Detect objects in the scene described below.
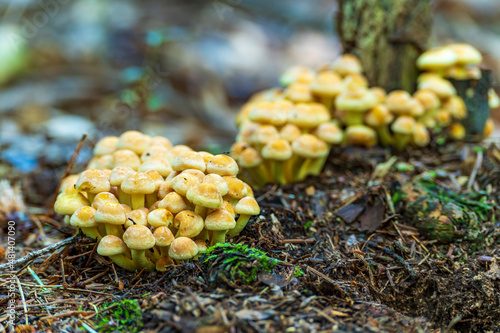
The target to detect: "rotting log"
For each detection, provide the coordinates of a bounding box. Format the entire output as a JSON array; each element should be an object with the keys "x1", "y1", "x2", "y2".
[{"x1": 336, "y1": 0, "x2": 432, "y2": 93}]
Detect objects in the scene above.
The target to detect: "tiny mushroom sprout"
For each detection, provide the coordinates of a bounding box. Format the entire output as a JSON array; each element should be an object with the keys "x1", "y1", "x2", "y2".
[{"x1": 97, "y1": 235, "x2": 136, "y2": 271}]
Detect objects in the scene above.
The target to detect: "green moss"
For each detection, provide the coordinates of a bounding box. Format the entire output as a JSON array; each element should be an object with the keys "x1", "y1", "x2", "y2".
[
  {"x1": 89, "y1": 299, "x2": 143, "y2": 333},
  {"x1": 203, "y1": 243, "x2": 279, "y2": 284}
]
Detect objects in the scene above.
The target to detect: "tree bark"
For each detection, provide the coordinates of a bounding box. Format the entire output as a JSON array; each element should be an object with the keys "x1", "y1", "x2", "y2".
[{"x1": 336, "y1": 0, "x2": 432, "y2": 93}]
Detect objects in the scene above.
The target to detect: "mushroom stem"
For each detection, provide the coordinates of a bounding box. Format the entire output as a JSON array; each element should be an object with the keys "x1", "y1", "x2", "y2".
[
  {"x1": 227, "y1": 215, "x2": 250, "y2": 239},
  {"x1": 131, "y1": 194, "x2": 145, "y2": 210},
  {"x1": 197, "y1": 228, "x2": 209, "y2": 242},
  {"x1": 393, "y1": 133, "x2": 411, "y2": 151},
  {"x1": 117, "y1": 187, "x2": 131, "y2": 207},
  {"x1": 87, "y1": 193, "x2": 96, "y2": 204},
  {"x1": 271, "y1": 161, "x2": 287, "y2": 185},
  {"x1": 81, "y1": 227, "x2": 102, "y2": 241},
  {"x1": 210, "y1": 230, "x2": 228, "y2": 246},
  {"x1": 309, "y1": 154, "x2": 329, "y2": 176},
  {"x1": 131, "y1": 249, "x2": 155, "y2": 272},
  {"x1": 146, "y1": 247, "x2": 161, "y2": 262},
  {"x1": 377, "y1": 126, "x2": 393, "y2": 147},
  {"x1": 194, "y1": 205, "x2": 208, "y2": 219},
  {"x1": 105, "y1": 224, "x2": 123, "y2": 238},
  {"x1": 108, "y1": 254, "x2": 137, "y2": 271},
  {"x1": 344, "y1": 112, "x2": 364, "y2": 126},
  {"x1": 158, "y1": 246, "x2": 170, "y2": 258},
  {"x1": 145, "y1": 193, "x2": 157, "y2": 209}
]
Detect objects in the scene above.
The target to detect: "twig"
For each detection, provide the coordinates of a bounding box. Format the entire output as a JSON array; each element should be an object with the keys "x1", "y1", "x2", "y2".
[
  {"x1": 467, "y1": 149, "x2": 483, "y2": 192},
  {"x1": 0, "y1": 234, "x2": 81, "y2": 271},
  {"x1": 280, "y1": 238, "x2": 315, "y2": 244},
  {"x1": 305, "y1": 265, "x2": 337, "y2": 285},
  {"x1": 47, "y1": 134, "x2": 87, "y2": 217},
  {"x1": 15, "y1": 275, "x2": 29, "y2": 325}
]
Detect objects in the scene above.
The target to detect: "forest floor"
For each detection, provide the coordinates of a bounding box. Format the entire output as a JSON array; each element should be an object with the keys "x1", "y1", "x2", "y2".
[{"x1": 1, "y1": 141, "x2": 500, "y2": 333}]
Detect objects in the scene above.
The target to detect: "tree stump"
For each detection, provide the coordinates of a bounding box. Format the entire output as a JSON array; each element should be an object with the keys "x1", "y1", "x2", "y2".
[{"x1": 336, "y1": 0, "x2": 432, "y2": 93}]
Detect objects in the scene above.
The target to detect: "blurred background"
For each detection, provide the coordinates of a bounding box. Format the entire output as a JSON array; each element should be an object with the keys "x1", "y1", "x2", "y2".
[{"x1": 0, "y1": 0, "x2": 499, "y2": 203}]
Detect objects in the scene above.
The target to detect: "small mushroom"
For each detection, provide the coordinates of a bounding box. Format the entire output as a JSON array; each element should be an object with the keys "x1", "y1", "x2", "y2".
[
  {"x1": 122, "y1": 224, "x2": 156, "y2": 272},
  {"x1": 97, "y1": 235, "x2": 136, "y2": 271},
  {"x1": 227, "y1": 196, "x2": 260, "y2": 239}
]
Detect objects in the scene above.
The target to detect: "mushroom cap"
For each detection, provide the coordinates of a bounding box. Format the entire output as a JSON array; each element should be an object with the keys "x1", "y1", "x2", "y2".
[
  {"x1": 416, "y1": 47, "x2": 457, "y2": 71},
  {"x1": 121, "y1": 172, "x2": 156, "y2": 195},
  {"x1": 287, "y1": 103, "x2": 331, "y2": 129},
  {"x1": 484, "y1": 118, "x2": 494, "y2": 138},
  {"x1": 335, "y1": 89, "x2": 378, "y2": 112},
  {"x1": 153, "y1": 226, "x2": 174, "y2": 247},
  {"x1": 149, "y1": 136, "x2": 172, "y2": 149},
  {"x1": 386, "y1": 90, "x2": 414, "y2": 116},
  {"x1": 112, "y1": 149, "x2": 142, "y2": 170},
  {"x1": 251, "y1": 124, "x2": 280, "y2": 146},
  {"x1": 447, "y1": 43, "x2": 482, "y2": 65},
  {"x1": 144, "y1": 170, "x2": 164, "y2": 191},
  {"x1": 168, "y1": 237, "x2": 198, "y2": 260},
  {"x1": 345, "y1": 125, "x2": 377, "y2": 147},
  {"x1": 70, "y1": 206, "x2": 98, "y2": 228},
  {"x1": 76, "y1": 169, "x2": 110, "y2": 194},
  {"x1": 186, "y1": 183, "x2": 223, "y2": 209},
  {"x1": 417, "y1": 77, "x2": 456, "y2": 99},
  {"x1": 205, "y1": 209, "x2": 236, "y2": 231},
  {"x1": 97, "y1": 235, "x2": 128, "y2": 257},
  {"x1": 342, "y1": 73, "x2": 369, "y2": 91},
  {"x1": 138, "y1": 158, "x2": 172, "y2": 178},
  {"x1": 91, "y1": 192, "x2": 119, "y2": 210},
  {"x1": 261, "y1": 138, "x2": 292, "y2": 161},
  {"x1": 284, "y1": 83, "x2": 313, "y2": 103},
  {"x1": 94, "y1": 136, "x2": 119, "y2": 156},
  {"x1": 292, "y1": 134, "x2": 329, "y2": 159},
  {"x1": 279, "y1": 124, "x2": 302, "y2": 142},
  {"x1": 54, "y1": 192, "x2": 90, "y2": 215},
  {"x1": 238, "y1": 147, "x2": 263, "y2": 168},
  {"x1": 310, "y1": 71, "x2": 343, "y2": 97},
  {"x1": 279, "y1": 65, "x2": 315, "y2": 86},
  {"x1": 219, "y1": 200, "x2": 236, "y2": 218},
  {"x1": 436, "y1": 108, "x2": 452, "y2": 125},
  {"x1": 203, "y1": 174, "x2": 229, "y2": 196},
  {"x1": 121, "y1": 204, "x2": 132, "y2": 214},
  {"x1": 158, "y1": 192, "x2": 189, "y2": 214},
  {"x1": 60, "y1": 174, "x2": 79, "y2": 193},
  {"x1": 364, "y1": 105, "x2": 394, "y2": 127},
  {"x1": 180, "y1": 169, "x2": 205, "y2": 182},
  {"x1": 123, "y1": 224, "x2": 155, "y2": 250},
  {"x1": 234, "y1": 197, "x2": 260, "y2": 216},
  {"x1": 171, "y1": 172, "x2": 201, "y2": 196},
  {"x1": 158, "y1": 180, "x2": 173, "y2": 200},
  {"x1": 410, "y1": 99, "x2": 425, "y2": 117},
  {"x1": 489, "y1": 89, "x2": 500, "y2": 109},
  {"x1": 207, "y1": 155, "x2": 239, "y2": 177},
  {"x1": 147, "y1": 208, "x2": 173, "y2": 228},
  {"x1": 126, "y1": 209, "x2": 149, "y2": 227},
  {"x1": 331, "y1": 54, "x2": 363, "y2": 76},
  {"x1": 313, "y1": 122, "x2": 344, "y2": 145},
  {"x1": 249, "y1": 100, "x2": 291, "y2": 126},
  {"x1": 117, "y1": 130, "x2": 150, "y2": 155},
  {"x1": 95, "y1": 201, "x2": 127, "y2": 226},
  {"x1": 370, "y1": 87, "x2": 387, "y2": 103},
  {"x1": 443, "y1": 96, "x2": 467, "y2": 120},
  {"x1": 413, "y1": 89, "x2": 440, "y2": 112},
  {"x1": 175, "y1": 210, "x2": 204, "y2": 237},
  {"x1": 413, "y1": 123, "x2": 431, "y2": 147},
  {"x1": 222, "y1": 176, "x2": 248, "y2": 199},
  {"x1": 88, "y1": 153, "x2": 113, "y2": 170},
  {"x1": 172, "y1": 151, "x2": 206, "y2": 172},
  {"x1": 110, "y1": 166, "x2": 135, "y2": 186},
  {"x1": 169, "y1": 145, "x2": 194, "y2": 162},
  {"x1": 391, "y1": 116, "x2": 417, "y2": 135},
  {"x1": 236, "y1": 121, "x2": 259, "y2": 142},
  {"x1": 140, "y1": 145, "x2": 170, "y2": 162},
  {"x1": 195, "y1": 239, "x2": 208, "y2": 253},
  {"x1": 198, "y1": 151, "x2": 215, "y2": 165}
]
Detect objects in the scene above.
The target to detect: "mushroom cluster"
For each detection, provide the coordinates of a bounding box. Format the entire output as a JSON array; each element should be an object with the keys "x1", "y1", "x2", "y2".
[
  {"x1": 416, "y1": 43, "x2": 497, "y2": 139},
  {"x1": 233, "y1": 44, "x2": 497, "y2": 186},
  {"x1": 54, "y1": 131, "x2": 260, "y2": 272}
]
